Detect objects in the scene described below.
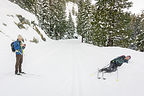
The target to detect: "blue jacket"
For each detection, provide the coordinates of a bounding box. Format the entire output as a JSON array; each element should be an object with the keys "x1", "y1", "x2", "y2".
[{"x1": 14, "y1": 40, "x2": 25, "y2": 55}]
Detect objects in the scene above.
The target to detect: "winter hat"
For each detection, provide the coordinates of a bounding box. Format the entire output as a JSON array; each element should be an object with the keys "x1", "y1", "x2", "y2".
[
  {"x1": 125, "y1": 55, "x2": 131, "y2": 60},
  {"x1": 18, "y1": 35, "x2": 23, "y2": 40},
  {"x1": 127, "y1": 55, "x2": 131, "y2": 59}
]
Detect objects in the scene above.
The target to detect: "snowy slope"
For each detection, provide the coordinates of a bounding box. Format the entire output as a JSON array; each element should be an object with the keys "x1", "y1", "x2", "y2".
[
  {"x1": 0, "y1": 0, "x2": 48, "y2": 42},
  {"x1": 0, "y1": 1, "x2": 144, "y2": 96}
]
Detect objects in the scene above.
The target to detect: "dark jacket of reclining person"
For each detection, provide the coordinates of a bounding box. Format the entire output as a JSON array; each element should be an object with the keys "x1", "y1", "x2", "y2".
[{"x1": 100, "y1": 55, "x2": 131, "y2": 73}]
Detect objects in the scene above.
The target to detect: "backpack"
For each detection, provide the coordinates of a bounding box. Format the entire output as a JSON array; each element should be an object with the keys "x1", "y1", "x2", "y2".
[{"x1": 11, "y1": 41, "x2": 16, "y2": 52}]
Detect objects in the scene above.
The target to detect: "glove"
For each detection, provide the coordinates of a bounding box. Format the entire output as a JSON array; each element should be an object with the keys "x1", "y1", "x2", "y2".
[{"x1": 21, "y1": 44, "x2": 26, "y2": 47}]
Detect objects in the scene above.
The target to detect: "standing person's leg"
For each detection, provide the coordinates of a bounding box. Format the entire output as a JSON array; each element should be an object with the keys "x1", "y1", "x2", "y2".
[
  {"x1": 15, "y1": 55, "x2": 21, "y2": 74},
  {"x1": 19, "y1": 55, "x2": 23, "y2": 73}
]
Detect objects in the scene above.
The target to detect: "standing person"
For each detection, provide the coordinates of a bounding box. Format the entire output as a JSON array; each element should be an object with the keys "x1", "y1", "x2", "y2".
[{"x1": 14, "y1": 35, "x2": 26, "y2": 75}]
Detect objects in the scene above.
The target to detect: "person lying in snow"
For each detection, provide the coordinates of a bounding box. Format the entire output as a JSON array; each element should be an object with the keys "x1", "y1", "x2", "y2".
[{"x1": 98, "y1": 55, "x2": 131, "y2": 79}]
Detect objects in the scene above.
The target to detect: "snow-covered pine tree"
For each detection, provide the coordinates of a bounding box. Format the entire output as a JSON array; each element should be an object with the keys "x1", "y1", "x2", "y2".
[
  {"x1": 131, "y1": 12, "x2": 144, "y2": 52},
  {"x1": 49, "y1": 0, "x2": 67, "y2": 40},
  {"x1": 65, "y1": 12, "x2": 75, "y2": 39},
  {"x1": 38, "y1": 0, "x2": 50, "y2": 35},
  {"x1": 137, "y1": 32, "x2": 144, "y2": 52},
  {"x1": 136, "y1": 12, "x2": 144, "y2": 52},
  {"x1": 77, "y1": 0, "x2": 93, "y2": 43},
  {"x1": 37, "y1": 0, "x2": 67, "y2": 40},
  {"x1": 129, "y1": 14, "x2": 141, "y2": 50},
  {"x1": 92, "y1": 0, "x2": 132, "y2": 47}
]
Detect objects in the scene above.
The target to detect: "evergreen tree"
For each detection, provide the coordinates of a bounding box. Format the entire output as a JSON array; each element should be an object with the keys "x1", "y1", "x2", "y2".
[
  {"x1": 65, "y1": 13, "x2": 75, "y2": 39},
  {"x1": 130, "y1": 12, "x2": 144, "y2": 52},
  {"x1": 49, "y1": 0, "x2": 67, "y2": 40},
  {"x1": 77, "y1": 0, "x2": 93, "y2": 43},
  {"x1": 137, "y1": 32, "x2": 144, "y2": 52},
  {"x1": 37, "y1": 0, "x2": 68, "y2": 40},
  {"x1": 91, "y1": 0, "x2": 132, "y2": 47},
  {"x1": 137, "y1": 12, "x2": 144, "y2": 52},
  {"x1": 129, "y1": 14, "x2": 140, "y2": 50},
  {"x1": 38, "y1": 0, "x2": 50, "y2": 35}
]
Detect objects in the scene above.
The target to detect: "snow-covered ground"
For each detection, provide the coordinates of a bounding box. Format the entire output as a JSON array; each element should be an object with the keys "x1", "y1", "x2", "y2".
[
  {"x1": 0, "y1": 0, "x2": 144, "y2": 96},
  {"x1": 1, "y1": 37, "x2": 144, "y2": 96}
]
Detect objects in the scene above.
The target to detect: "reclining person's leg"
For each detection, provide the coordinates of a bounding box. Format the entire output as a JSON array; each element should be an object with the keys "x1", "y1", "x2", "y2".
[
  {"x1": 99, "y1": 68, "x2": 106, "y2": 72},
  {"x1": 97, "y1": 68, "x2": 108, "y2": 79}
]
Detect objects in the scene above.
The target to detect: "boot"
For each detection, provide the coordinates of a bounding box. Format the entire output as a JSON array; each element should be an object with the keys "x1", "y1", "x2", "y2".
[
  {"x1": 15, "y1": 73, "x2": 21, "y2": 75},
  {"x1": 20, "y1": 72, "x2": 26, "y2": 74}
]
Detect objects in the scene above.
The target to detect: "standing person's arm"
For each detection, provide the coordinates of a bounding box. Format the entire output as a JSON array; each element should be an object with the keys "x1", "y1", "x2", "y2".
[{"x1": 21, "y1": 44, "x2": 26, "y2": 49}]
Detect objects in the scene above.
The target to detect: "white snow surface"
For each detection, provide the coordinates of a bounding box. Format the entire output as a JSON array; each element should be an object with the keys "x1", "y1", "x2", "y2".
[{"x1": 0, "y1": 0, "x2": 144, "y2": 96}]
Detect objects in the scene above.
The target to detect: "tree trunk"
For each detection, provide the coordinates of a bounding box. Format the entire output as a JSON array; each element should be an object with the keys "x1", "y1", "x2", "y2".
[
  {"x1": 34, "y1": 0, "x2": 37, "y2": 17},
  {"x1": 49, "y1": 0, "x2": 52, "y2": 5},
  {"x1": 82, "y1": 36, "x2": 84, "y2": 43},
  {"x1": 107, "y1": 37, "x2": 113, "y2": 46}
]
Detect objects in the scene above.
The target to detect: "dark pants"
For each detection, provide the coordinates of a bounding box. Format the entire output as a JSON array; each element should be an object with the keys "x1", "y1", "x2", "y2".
[
  {"x1": 15, "y1": 55, "x2": 23, "y2": 74},
  {"x1": 100, "y1": 62, "x2": 117, "y2": 73}
]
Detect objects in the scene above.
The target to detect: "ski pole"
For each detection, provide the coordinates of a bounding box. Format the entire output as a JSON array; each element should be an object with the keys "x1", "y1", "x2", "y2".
[{"x1": 116, "y1": 69, "x2": 119, "y2": 82}]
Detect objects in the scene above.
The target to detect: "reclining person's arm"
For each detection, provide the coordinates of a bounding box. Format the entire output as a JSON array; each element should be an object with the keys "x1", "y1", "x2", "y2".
[{"x1": 124, "y1": 59, "x2": 128, "y2": 63}]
